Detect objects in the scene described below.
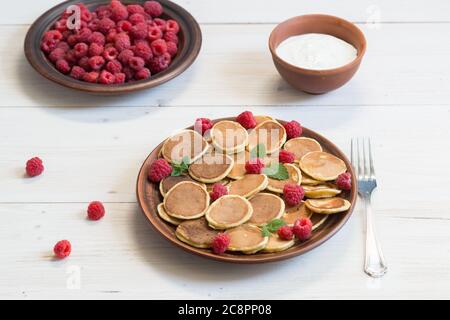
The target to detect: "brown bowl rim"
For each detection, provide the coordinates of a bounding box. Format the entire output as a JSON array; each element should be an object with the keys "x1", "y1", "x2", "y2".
[
  {"x1": 24, "y1": 0, "x2": 202, "y2": 94},
  {"x1": 268, "y1": 14, "x2": 367, "y2": 76},
  {"x1": 136, "y1": 117, "x2": 358, "y2": 264}
]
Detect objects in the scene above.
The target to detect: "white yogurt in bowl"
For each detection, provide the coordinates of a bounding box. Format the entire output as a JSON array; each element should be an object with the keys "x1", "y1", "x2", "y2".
[{"x1": 276, "y1": 33, "x2": 357, "y2": 70}]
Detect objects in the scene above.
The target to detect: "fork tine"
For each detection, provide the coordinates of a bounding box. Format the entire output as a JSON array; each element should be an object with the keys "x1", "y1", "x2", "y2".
[
  {"x1": 351, "y1": 138, "x2": 357, "y2": 175},
  {"x1": 368, "y1": 138, "x2": 375, "y2": 178},
  {"x1": 363, "y1": 138, "x2": 370, "y2": 180},
  {"x1": 357, "y1": 138, "x2": 364, "y2": 180}
]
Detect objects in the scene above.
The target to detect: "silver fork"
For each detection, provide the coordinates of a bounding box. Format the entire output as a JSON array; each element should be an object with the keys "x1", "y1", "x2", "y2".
[{"x1": 351, "y1": 138, "x2": 388, "y2": 277}]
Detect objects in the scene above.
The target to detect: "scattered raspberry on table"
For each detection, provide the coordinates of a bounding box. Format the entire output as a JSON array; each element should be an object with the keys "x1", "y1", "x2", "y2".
[
  {"x1": 87, "y1": 201, "x2": 106, "y2": 221},
  {"x1": 53, "y1": 240, "x2": 72, "y2": 259},
  {"x1": 25, "y1": 157, "x2": 44, "y2": 177}
]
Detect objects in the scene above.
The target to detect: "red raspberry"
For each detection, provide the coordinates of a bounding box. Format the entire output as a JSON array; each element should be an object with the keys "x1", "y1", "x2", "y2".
[
  {"x1": 74, "y1": 43, "x2": 89, "y2": 58},
  {"x1": 83, "y1": 71, "x2": 99, "y2": 83},
  {"x1": 336, "y1": 172, "x2": 352, "y2": 191},
  {"x1": 279, "y1": 150, "x2": 295, "y2": 164},
  {"x1": 153, "y1": 18, "x2": 166, "y2": 31},
  {"x1": 96, "y1": 5, "x2": 112, "y2": 19},
  {"x1": 76, "y1": 27, "x2": 92, "y2": 43},
  {"x1": 67, "y1": 34, "x2": 78, "y2": 47},
  {"x1": 236, "y1": 111, "x2": 257, "y2": 129},
  {"x1": 48, "y1": 48, "x2": 66, "y2": 63},
  {"x1": 106, "y1": 60, "x2": 122, "y2": 74},
  {"x1": 25, "y1": 157, "x2": 44, "y2": 177},
  {"x1": 148, "y1": 26, "x2": 162, "y2": 42},
  {"x1": 148, "y1": 159, "x2": 172, "y2": 182},
  {"x1": 98, "y1": 18, "x2": 116, "y2": 34},
  {"x1": 210, "y1": 183, "x2": 228, "y2": 202},
  {"x1": 88, "y1": 56, "x2": 105, "y2": 71},
  {"x1": 211, "y1": 233, "x2": 230, "y2": 255},
  {"x1": 129, "y1": 56, "x2": 145, "y2": 71},
  {"x1": 64, "y1": 50, "x2": 77, "y2": 65},
  {"x1": 115, "y1": 72, "x2": 126, "y2": 84},
  {"x1": 43, "y1": 30, "x2": 63, "y2": 42},
  {"x1": 284, "y1": 120, "x2": 303, "y2": 139},
  {"x1": 293, "y1": 218, "x2": 313, "y2": 241},
  {"x1": 135, "y1": 68, "x2": 151, "y2": 80},
  {"x1": 245, "y1": 158, "x2": 265, "y2": 174},
  {"x1": 283, "y1": 184, "x2": 304, "y2": 206},
  {"x1": 88, "y1": 19, "x2": 100, "y2": 32},
  {"x1": 41, "y1": 39, "x2": 57, "y2": 54},
  {"x1": 106, "y1": 29, "x2": 118, "y2": 43},
  {"x1": 99, "y1": 70, "x2": 116, "y2": 84},
  {"x1": 70, "y1": 66, "x2": 86, "y2": 80},
  {"x1": 87, "y1": 201, "x2": 106, "y2": 221},
  {"x1": 53, "y1": 240, "x2": 71, "y2": 259},
  {"x1": 166, "y1": 20, "x2": 180, "y2": 34},
  {"x1": 127, "y1": 4, "x2": 145, "y2": 15},
  {"x1": 54, "y1": 19, "x2": 68, "y2": 33},
  {"x1": 129, "y1": 13, "x2": 146, "y2": 25},
  {"x1": 277, "y1": 225, "x2": 294, "y2": 240},
  {"x1": 194, "y1": 118, "x2": 213, "y2": 135},
  {"x1": 103, "y1": 46, "x2": 118, "y2": 61},
  {"x1": 123, "y1": 67, "x2": 135, "y2": 80},
  {"x1": 151, "y1": 39, "x2": 167, "y2": 56},
  {"x1": 130, "y1": 22, "x2": 148, "y2": 40},
  {"x1": 164, "y1": 31, "x2": 178, "y2": 44},
  {"x1": 115, "y1": 33, "x2": 131, "y2": 51},
  {"x1": 88, "y1": 32, "x2": 106, "y2": 45},
  {"x1": 56, "y1": 59, "x2": 71, "y2": 74},
  {"x1": 56, "y1": 41, "x2": 70, "y2": 52},
  {"x1": 149, "y1": 55, "x2": 169, "y2": 73},
  {"x1": 166, "y1": 41, "x2": 177, "y2": 57},
  {"x1": 117, "y1": 20, "x2": 132, "y2": 33},
  {"x1": 80, "y1": 9, "x2": 93, "y2": 23},
  {"x1": 78, "y1": 56, "x2": 91, "y2": 71},
  {"x1": 111, "y1": 4, "x2": 129, "y2": 22},
  {"x1": 144, "y1": 1, "x2": 163, "y2": 17},
  {"x1": 134, "y1": 42, "x2": 153, "y2": 60},
  {"x1": 118, "y1": 49, "x2": 134, "y2": 64}
]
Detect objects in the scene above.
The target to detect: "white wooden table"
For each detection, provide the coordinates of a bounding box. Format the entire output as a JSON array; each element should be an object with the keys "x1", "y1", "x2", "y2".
[{"x1": 1, "y1": 0, "x2": 449, "y2": 300}]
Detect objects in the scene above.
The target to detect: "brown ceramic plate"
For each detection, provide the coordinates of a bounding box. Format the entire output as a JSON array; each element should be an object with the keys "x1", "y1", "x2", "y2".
[
  {"x1": 136, "y1": 117, "x2": 357, "y2": 263},
  {"x1": 24, "y1": 0, "x2": 202, "y2": 94}
]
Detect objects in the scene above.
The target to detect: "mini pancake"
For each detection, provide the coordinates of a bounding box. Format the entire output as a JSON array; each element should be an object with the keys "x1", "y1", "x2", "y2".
[
  {"x1": 159, "y1": 175, "x2": 204, "y2": 196},
  {"x1": 266, "y1": 163, "x2": 302, "y2": 193},
  {"x1": 211, "y1": 121, "x2": 249, "y2": 154},
  {"x1": 157, "y1": 203, "x2": 183, "y2": 226},
  {"x1": 161, "y1": 130, "x2": 209, "y2": 164},
  {"x1": 310, "y1": 214, "x2": 328, "y2": 231},
  {"x1": 226, "y1": 224, "x2": 268, "y2": 254},
  {"x1": 303, "y1": 184, "x2": 342, "y2": 199},
  {"x1": 227, "y1": 151, "x2": 250, "y2": 180},
  {"x1": 248, "y1": 193, "x2": 285, "y2": 226},
  {"x1": 300, "y1": 171, "x2": 322, "y2": 186},
  {"x1": 164, "y1": 181, "x2": 210, "y2": 219},
  {"x1": 228, "y1": 174, "x2": 268, "y2": 198},
  {"x1": 262, "y1": 234, "x2": 295, "y2": 253},
  {"x1": 188, "y1": 152, "x2": 234, "y2": 183},
  {"x1": 300, "y1": 151, "x2": 347, "y2": 181},
  {"x1": 283, "y1": 137, "x2": 323, "y2": 163},
  {"x1": 305, "y1": 197, "x2": 351, "y2": 214},
  {"x1": 247, "y1": 120, "x2": 287, "y2": 154},
  {"x1": 175, "y1": 217, "x2": 219, "y2": 248},
  {"x1": 282, "y1": 201, "x2": 313, "y2": 226},
  {"x1": 205, "y1": 195, "x2": 253, "y2": 230},
  {"x1": 254, "y1": 115, "x2": 274, "y2": 125}
]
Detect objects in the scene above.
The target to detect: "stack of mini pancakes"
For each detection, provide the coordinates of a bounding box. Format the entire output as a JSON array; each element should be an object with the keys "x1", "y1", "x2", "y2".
[{"x1": 155, "y1": 116, "x2": 352, "y2": 255}]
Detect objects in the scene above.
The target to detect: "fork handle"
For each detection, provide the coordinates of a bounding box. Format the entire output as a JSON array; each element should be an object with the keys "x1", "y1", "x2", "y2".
[{"x1": 362, "y1": 194, "x2": 388, "y2": 277}]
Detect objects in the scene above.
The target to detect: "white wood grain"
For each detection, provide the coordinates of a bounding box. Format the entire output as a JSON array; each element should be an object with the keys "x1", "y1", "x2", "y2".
[
  {"x1": 0, "y1": 202, "x2": 449, "y2": 299},
  {"x1": 3, "y1": 0, "x2": 450, "y2": 25},
  {"x1": 2, "y1": 23, "x2": 450, "y2": 108}
]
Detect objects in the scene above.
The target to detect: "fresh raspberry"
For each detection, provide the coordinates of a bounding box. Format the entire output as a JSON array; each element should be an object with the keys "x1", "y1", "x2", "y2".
[
  {"x1": 83, "y1": 71, "x2": 99, "y2": 83},
  {"x1": 114, "y1": 33, "x2": 131, "y2": 51},
  {"x1": 115, "y1": 72, "x2": 126, "y2": 84},
  {"x1": 98, "y1": 17, "x2": 116, "y2": 34},
  {"x1": 67, "y1": 34, "x2": 78, "y2": 47},
  {"x1": 153, "y1": 18, "x2": 166, "y2": 31},
  {"x1": 284, "y1": 120, "x2": 303, "y2": 139},
  {"x1": 103, "y1": 46, "x2": 118, "y2": 61},
  {"x1": 88, "y1": 32, "x2": 106, "y2": 45},
  {"x1": 144, "y1": 1, "x2": 163, "y2": 18},
  {"x1": 56, "y1": 41, "x2": 70, "y2": 52},
  {"x1": 117, "y1": 20, "x2": 132, "y2": 33},
  {"x1": 73, "y1": 43, "x2": 89, "y2": 58},
  {"x1": 111, "y1": 4, "x2": 129, "y2": 22},
  {"x1": 130, "y1": 22, "x2": 148, "y2": 40},
  {"x1": 135, "y1": 68, "x2": 151, "y2": 80},
  {"x1": 127, "y1": 4, "x2": 145, "y2": 15},
  {"x1": 54, "y1": 19, "x2": 68, "y2": 33},
  {"x1": 88, "y1": 19, "x2": 100, "y2": 31},
  {"x1": 106, "y1": 60, "x2": 122, "y2": 74},
  {"x1": 129, "y1": 13, "x2": 146, "y2": 25},
  {"x1": 211, "y1": 233, "x2": 230, "y2": 255},
  {"x1": 87, "y1": 201, "x2": 106, "y2": 221},
  {"x1": 70, "y1": 66, "x2": 86, "y2": 80},
  {"x1": 151, "y1": 39, "x2": 167, "y2": 56},
  {"x1": 194, "y1": 118, "x2": 213, "y2": 135},
  {"x1": 43, "y1": 30, "x2": 63, "y2": 42},
  {"x1": 41, "y1": 39, "x2": 57, "y2": 54},
  {"x1": 80, "y1": 8, "x2": 93, "y2": 22},
  {"x1": 166, "y1": 20, "x2": 180, "y2": 34},
  {"x1": 245, "y1": 158, "x2": 265, "y2": 174},
  {"x1": 118, "y1": 49, "x2": 134, "y2": 64},
  {"x1": 283, "y1": 184, "x2": 304, "y2": 206},
  {"x1": 210, "y1": 183, "x2": 228, "y2": 202},
  {"x1": 236, "y1": 111, "x2": 257, "y2": 129},
  {"x1": 148, "y1": 159, "x2": 172, "y2": 182},
  {"x1": 134, "y1": 42, "x2": 153, "y2": 60},
  {"x1": 48, "y1": 48, "x2": 66, "y2": 63},
  {"x1": 148, "y1": 26, "x2": 162, "y2": 42},
  {"x1": 277, "y1": 225, "x2": 294, "y2": 240},
  {"x1": 123, "y1": 67, "x2": 135, "y2": 80},
  {"x1": 88, "y1": 56, "x2": 105, "y2": 71},
  {"x1": 78, "y1": 56, "x2": 91, "y2": 71},
  {"x1": 279, "y1": 150, "x2": 295, "y2": 164},
  {"x1": 98, "y1": 70, "x2": 116, "y2": 84},
  {"x1": 53, "y1": 240, "x2": 71, "y2": 259},
  {"x1": 64, "y1": 50, "x2": 77, "y2": 65},
  {"x1": 56, "y1": 59, "x2": 71, "y2": 74},
  {"x1": 106, "y1": 29, "x2": 118, "y2": 43},
  {"x1": 336, "y1": 172, "x2": 352, "y2": 191},
  {"x1": 129, "y1": 56, "x2": 145, "y2": 71},
  {"x1": 25, "y1": 157, "x2": 44, "y2": 177},
  {"x1": 76, "y1": 27, "x2": 92, "y2": 43},
  {"x1": 166, "y1": 41, "x2": 177, "y2": 57},
  {"x1": 293, "y1": 218, "x2": 313, "y2": 241},
  {"x1": 96, "y1": 5, "x2": 112, "y2": 19},
  {"x1": 163, "y1": 31, "x2": 178, "y2": 44},
  {"x1": 110, "y1": 0, "x2": 123, "y2": 9}
]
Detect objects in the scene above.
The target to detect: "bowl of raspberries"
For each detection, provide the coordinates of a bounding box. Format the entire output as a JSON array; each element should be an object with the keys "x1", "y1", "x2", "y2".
[{"x1": 24, "y1": 0, "x2": 202, "y2": 94}]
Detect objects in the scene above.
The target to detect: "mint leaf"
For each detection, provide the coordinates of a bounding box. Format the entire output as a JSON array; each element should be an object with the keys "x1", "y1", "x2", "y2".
[
  {"x1": 250, "y1": 144, "x2": 267, "y2": 159},
  {"x1": 261, "y1": 219, "x2": 287, "y2": 237},
  {"x1": 264, "y1": 163, "x2": 289, "y2": 180},
  {"x1": 261, "y1": 225, "x2": 271, "y2": 237},
  {"x1": 171, "y1": 156, "x2": 190, "y2": 176}
]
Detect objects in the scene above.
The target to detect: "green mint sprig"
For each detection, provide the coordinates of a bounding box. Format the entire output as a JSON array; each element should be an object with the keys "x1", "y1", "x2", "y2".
[
  {"x1": 171, "y1": 156, "x2": 190, "y2": 177},
  {"x1": 263, "y1": 163, "x2": 289, "y2": 180},
  {"x1": 261, "y1": 219, "x2": 287, "y2": 237},
  {"x1": 250, "y1": 143, "x2": 267, "y2": 159}
]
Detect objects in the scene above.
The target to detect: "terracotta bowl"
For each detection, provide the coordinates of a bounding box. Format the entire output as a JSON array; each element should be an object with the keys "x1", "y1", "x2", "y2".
[
  {"x1": 24, "y1": 0, "x2": 202, "y2": 94},
  {"x1": 269, "y1": 14, "x2": 366, "y2": 94}
]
